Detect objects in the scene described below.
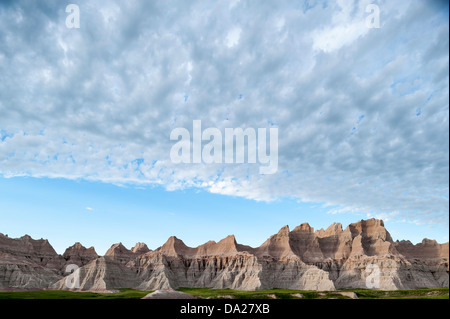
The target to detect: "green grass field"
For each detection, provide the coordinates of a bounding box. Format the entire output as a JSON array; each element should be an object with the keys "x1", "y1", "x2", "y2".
[
  {"x1": 0, "y1": 288, "x2": 152, "y2": 299},
  {"x1": 0, "y1": 287, "x2": 447, "y2": 299},
  {"x1": 177, "y1": 287, "x2": 449, "y2": 299}
]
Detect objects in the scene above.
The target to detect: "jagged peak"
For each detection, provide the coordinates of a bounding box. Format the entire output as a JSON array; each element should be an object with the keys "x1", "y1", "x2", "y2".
[
  {"x1": 165, "y1": 236, "x2": 187, "y2": 246},
  {"x1": 292, "y1": 223, "x2": 314, "y2": 233},
  {"x1": 316, "y1": 222, "x2": 343, "y2": 237},
  {"x1": 166, "y1": 236, "x2": 178, "y2": 242},
  {"x1": 133, "y1": 242, "x2": 147, "y2": 247},
  {"x1": 3, "y1": 219, "x2": 448, "y2": 264},
  {"x1": 105, "y1": 242, "x2": 132, "y2": 256},
  {"x1": 220, "y1": 234, "x2": 237, "y2": 243},
  {"x1": 328, "y1": 222, "x2": 343, "y2": 232},
  {"x1": 62, "y1": 242, "x2": 98, "y2": 265},
  {"x1": 64, "y1": 242, "x2": 83, "y2": 252},
  {"x1": 194, "y1": 235, "x2": 240, "y2": 257},
  {"x1": 110, "y1": 242, "x2": 126, "y2": 249},
  {"x1": 66, "y1": 242, "x2": 87, "y2": 250},
  {"x1": 347, "y1": 218, "x2": 391, "y2": 240},
  {"x1": 159, "y1": 236, "x2": 191, "y2": 256},
  {"x1": 215, "y1": 235, "x2": 238, "y2": 250},
  {"x1": 420, "y1": 238, "x2": 438, "y2": 245},
  {"x1": 277, "y1": 225, "x2": 290, "y2": 236},
  {"x1": 255, "y1": 225, "x2": 297, "y2": 259},
  {"x1": 131, "y1": 242, "x2": 150, "y2": 254},
  {"x1": 396, "y1": 239, "x2": 413, "y2": 244},
  {"x1": 351, "y1": 218, "x2": 384, "y2": 228}
]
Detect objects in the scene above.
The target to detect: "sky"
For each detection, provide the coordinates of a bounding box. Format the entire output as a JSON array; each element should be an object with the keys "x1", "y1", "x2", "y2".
[{"x1": 0, "y1": 0, "x2": 448, "y2": 255}]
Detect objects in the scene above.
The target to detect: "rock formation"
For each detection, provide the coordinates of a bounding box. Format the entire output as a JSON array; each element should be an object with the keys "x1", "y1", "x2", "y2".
[
  {"x1": 131, "y1": 243, "x2": 151, "y2": 255},
  {"x1": 52, "y1": 256, "x2": 141, "y2": 291},
  {"x1": 0, "y1": 218, "x2": 448, "y2": 292},
  {"x1": 0, "y1": 233, "x2": 63, "y2": 289},
  {"x1": 105, "y1": 243, "x2": 136, "y2": 265},
  {"x1": 63, "y1": 242, "x2": 98, "y2": 268}
]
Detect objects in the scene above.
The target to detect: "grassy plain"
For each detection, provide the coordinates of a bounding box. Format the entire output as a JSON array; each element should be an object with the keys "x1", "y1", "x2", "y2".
[{"x1": 0, "y1": 287, "x2": 447, "y2": 299}]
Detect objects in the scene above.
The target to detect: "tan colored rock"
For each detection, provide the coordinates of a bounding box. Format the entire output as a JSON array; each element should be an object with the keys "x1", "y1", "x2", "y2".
[
  {"x1": 349, "y1": 235, "x2": 365, "y2": 257},
  {"x1": 135, "y1": 251, "x2": 264, "y2": 290},
  {"x1": 0, "y1": 252, "x2": 62, "y2": 289},
  {"x1": 258, "y1": 256, "x2": 335, "y2": 291},
  {"x1": 290, "y1": 223, "x2": 324, "y2": 262},
  {"x1": 317, "y1": 225, "x2": 353, "y2": 260},
  {"x1": 1, "y1": 219, "x2": 449, "y2": 292},
  {"x1": 157, "y1": 236, "x2": 196, "y2": 257},
  {"x1": 0, "y1": 233, "x2": 63, "y2": 271},
  {"x1": 131, "y1": 242, "x2": 150, "y2": 255},
  {"x1": 0, "y1": 233, "x2": 63, "y2": 289},
  {"x1": 52, "y1": 256, "x2": 140, "y2": 291},
  {"x1": 131, "y1": 251, "x2": 174, "y2": 290},
  {"x1": 316, "y1": 222, "x2": 343, "y2": 237},
  {"x1": 105, "y1": 243, "x2": 135, "y2": 264},
  {"x1": 196, "y1": 235, "x2": 241, "y2": 256},
  {"x1": 255, "y1": 225, "x2": 297, "y2": 259},
  {"x1": 395, "y1": 239, "x2": 449, "y2": 259},
  {"x1": 63, "y1": 242, "x2": 98, "y2": 268}
]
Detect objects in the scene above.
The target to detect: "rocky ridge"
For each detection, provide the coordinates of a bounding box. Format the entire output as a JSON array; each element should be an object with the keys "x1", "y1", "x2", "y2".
[{"x1": 0, "y1": 219, "x2": 448, "y2": 291}]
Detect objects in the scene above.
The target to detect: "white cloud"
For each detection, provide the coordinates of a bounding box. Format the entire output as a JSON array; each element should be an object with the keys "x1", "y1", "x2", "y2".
[
  {"x1": 225, "y1": 27, "x2": 242, "y2": 48},
  {"x1": 367, "y1": 211, "x2": 399, "y2": 222},
  {"x1": 311, "y1": 0, "x2": 372, "y2": 53},
  {"x1": 0, "y1": 0, "x2": 448, "y2": 227}
]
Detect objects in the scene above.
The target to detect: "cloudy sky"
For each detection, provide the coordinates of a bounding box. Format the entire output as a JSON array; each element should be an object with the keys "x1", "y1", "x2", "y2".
[{"x1": 0, "y1": 0, "x2": 448, "y2": 253}]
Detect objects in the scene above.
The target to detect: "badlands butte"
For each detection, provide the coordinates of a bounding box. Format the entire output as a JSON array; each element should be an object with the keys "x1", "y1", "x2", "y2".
[{"x1": 0, "y1": 219, "x2": 448, "y2": 291}]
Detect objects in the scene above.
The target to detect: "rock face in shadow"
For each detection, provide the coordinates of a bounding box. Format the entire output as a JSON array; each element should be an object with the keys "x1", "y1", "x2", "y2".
[
  {"x1": 105, "y1": 243, "x2": 136, "y2": 265},
  {"x1": 0, "y1": 234, "x2": 63, "y2": 270},
  {"x1": 0, "y1": 233, "x2": 64, "y2": 289},
  {"x1": 63, "y1": 242, "x2": 98, "y2": 268},
  {"x1": 393, "y1": 239, "x2": 450, "y2": 288},
  {"x1": 395, "y1": 239, "x2": 449, "y2": 259},
  {"x1": 0, "y1": 251, "x2": 62, "y2": 289},
  {"x1": 1, "y1": 218, "x2": 448, "y2": 291}
]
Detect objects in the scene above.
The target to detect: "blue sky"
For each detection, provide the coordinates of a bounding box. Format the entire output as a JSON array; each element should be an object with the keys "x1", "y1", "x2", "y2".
[
  {"x1": 0, "y1": 0, "x2": 448, "y2": 254},
  {"x1": 0, "y1": 176, "x2": 447, "y2": 255}
]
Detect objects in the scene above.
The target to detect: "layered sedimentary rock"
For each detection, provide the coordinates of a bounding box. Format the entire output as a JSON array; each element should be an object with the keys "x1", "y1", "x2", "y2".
[
  {"x1": 395, "y1": 239, "x2": 449, "y2": 259},
  {"x1": 131, "y1": 243, "x2": 151, "y2": 255},
  {"x1": 394, "y1": 239, "x2": 450, "y2": 288},
  {"x1": 130, "y1": 250, "x2": 264, "y2": 290},
  {"x1": 63, "y1": 242, "x2": 98, "y2": 268},
  {"x1": 52, "y1": 256, "x2": 141, "y2": 291},
  {"x1": 1, "y1": 218, "x2": 448, "y2": 291},
  {"x1": 0, "y1": 233, "x2": 64, "y2": 289},
  {"x1": 316, "y1": 219, "x2": 449, "y2": 290},
  {"x1": 0, "y1": 234, "x2": 63, "y2": 271},
  {"x1": 105, "y1": 243, "x2": 136, "y2": 264},
  {"x1": 0, "y1": 251, "x2": 62, "y2": 289}
]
